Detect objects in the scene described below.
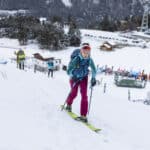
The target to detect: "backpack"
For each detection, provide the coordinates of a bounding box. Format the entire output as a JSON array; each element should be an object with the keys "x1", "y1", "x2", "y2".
[
  {"x1": 17, "y1": 50, "x2": 25, "y2": 60},
  {"x1": 69, "y1": 49, "x2": 81, "y2": 68},
  {"x1": 70, "y1": 49, "x2": 80, "y2": 60},
  {"x1": 70, "y1": 49, "x2": 90, "y2": 66}
]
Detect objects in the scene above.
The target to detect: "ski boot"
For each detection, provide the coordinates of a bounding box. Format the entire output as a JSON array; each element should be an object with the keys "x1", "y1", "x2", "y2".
[
  {"x1": 76, "y1": 115, "x2": 88, "y2": 123},
  {"x1": 65, "y1": 105, "x2": 72, "y2": 112}
]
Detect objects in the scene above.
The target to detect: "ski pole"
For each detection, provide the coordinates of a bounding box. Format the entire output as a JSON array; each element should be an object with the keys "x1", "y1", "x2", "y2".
[
  {"x1": 61, "y1": 79, "x2": 80, "y2": 111},
  {"x1": 88, "y1": 86, "x2": 93, "y2": 115},
  {"x1": 103, "y1": 82, "x2": 106, "y2": 93},
  {"x1": 128, "y1": 89, "x2": 131, "y2": 100}
]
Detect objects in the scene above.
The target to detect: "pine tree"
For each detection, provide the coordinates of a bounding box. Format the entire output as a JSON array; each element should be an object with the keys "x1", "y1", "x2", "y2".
[
  {"x1": 68, "y1": 17, "x2": 81, "y2": 46},
  {"x1": 37, "y1": 23, "x2": 65, "y2": 50},
  {"x1": 18, "y1": 26, "x2": 29, "y2": 45}
]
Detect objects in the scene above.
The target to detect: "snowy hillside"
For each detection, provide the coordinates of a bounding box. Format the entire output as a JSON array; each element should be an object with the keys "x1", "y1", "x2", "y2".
[{"x1": 0, "y1": 29, "x2": 150, "y2": 150}]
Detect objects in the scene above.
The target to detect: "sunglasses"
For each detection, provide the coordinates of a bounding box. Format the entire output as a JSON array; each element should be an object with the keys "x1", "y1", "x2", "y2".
[{"x1": 82, "y1": 46, "x2": 91, "y2": 51}]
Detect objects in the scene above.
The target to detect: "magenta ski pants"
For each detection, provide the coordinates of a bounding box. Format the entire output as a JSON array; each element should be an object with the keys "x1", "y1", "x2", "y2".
[{"x1": 66, "y1": 77, "x2": 88, "y2": 116}]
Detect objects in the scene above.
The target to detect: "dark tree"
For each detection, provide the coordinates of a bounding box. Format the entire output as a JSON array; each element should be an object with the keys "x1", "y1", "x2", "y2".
[{"x1": 68, "y1": 18, "x2": 81, "y2": 46}]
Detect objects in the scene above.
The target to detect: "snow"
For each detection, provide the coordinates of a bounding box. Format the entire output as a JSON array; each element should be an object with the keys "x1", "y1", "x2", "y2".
[
  {"x1": 61, "y1": 0, "x2": 72, "y2": 7},
  {"x1": 0, "y1": 29, "x2": 150, "y2": 150},
  {"x1": 82, "y1": 29, "x2": 149, "y2": 48},
  {"x1": 0, "y1": 9, "x2": 27, "y2": 16}
]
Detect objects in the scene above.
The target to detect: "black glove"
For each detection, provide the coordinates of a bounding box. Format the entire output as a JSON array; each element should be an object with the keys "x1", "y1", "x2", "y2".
[{"x1": 91, "y1": 78, "x2": 96, "y2": 87}]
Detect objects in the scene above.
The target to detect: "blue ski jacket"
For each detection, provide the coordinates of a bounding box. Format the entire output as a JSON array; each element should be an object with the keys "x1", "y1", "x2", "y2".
[{"x1": 67, "y1": 52, "x2": 96, "y2": 79}]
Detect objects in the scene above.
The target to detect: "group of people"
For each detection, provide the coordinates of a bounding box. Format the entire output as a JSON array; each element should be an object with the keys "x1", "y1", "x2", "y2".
[
  {"x1": 15, "y1": 43, "x2": 96, "y2": 123},
  {"x1": 14, "y1": 43, "x2": 150, "y2": 123},
  {"x1": 15, "y1": 49, "x2": 54, "y2": 77},
  {"x1": 116, "y1": 68, "x2": 150, "y2": 81}
]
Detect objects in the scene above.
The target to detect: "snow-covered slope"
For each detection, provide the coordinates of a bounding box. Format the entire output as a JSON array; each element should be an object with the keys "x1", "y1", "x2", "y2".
[
  {"x1": 61, "y1": 0, "x2": 72, "y2": 7},
  {"x1": 0, "y1": 29, "x2": 150, "y2": 150}
]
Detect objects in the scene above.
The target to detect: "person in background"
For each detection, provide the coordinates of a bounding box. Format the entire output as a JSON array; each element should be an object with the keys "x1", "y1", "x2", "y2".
[
  {"x1": 16, "y1": 49, "x2": 26, "y2": 70},
  {"x1": 47, "y1": 59, "x2": 54, "y2": 78}
]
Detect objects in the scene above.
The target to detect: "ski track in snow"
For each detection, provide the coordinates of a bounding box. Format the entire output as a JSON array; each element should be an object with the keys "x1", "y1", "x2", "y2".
[{"x1": 0, "y1": 29, "x2": 150, "y2": 150}]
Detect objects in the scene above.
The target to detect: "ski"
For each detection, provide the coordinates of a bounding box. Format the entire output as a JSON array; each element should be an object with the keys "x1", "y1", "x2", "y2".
[{"x1": 61, "y1": 106, "x2": 101, "y2": 133}]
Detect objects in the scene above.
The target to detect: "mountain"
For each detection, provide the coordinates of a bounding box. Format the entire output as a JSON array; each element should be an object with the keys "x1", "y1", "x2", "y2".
[{"x1": 0, "y1": 0, "x2": 143, "y2": 26}]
